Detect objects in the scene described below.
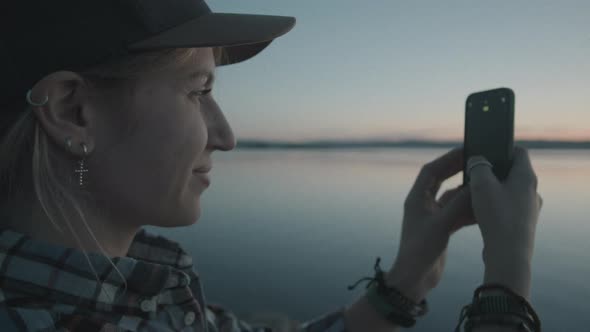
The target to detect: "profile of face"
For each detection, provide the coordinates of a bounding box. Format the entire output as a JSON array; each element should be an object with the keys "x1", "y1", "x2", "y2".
[
  {"x1": 32, "y1": 47, "x2": 236, "y2": 239},
  {"x1": 91, "y1": 47, "x2": 236, "y2": 228}
]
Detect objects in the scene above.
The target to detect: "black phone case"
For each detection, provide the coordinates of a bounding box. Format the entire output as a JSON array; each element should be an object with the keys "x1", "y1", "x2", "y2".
[{"x1": 463, "y1": 87, "x2": 515, "y2": 185}]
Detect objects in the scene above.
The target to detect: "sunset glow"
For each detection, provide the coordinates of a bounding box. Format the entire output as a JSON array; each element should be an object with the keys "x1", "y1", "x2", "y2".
[{"x1": 210, "y1": 1, "x2": 589, "y2": 143}]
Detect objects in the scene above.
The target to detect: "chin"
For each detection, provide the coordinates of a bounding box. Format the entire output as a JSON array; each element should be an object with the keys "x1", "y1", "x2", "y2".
[
  {"x1": 159, "y1": 204, "x2": 202, "y2": 228},
  {"x1": 159, "y1": 218, "x2": 199, "y2": 228}
]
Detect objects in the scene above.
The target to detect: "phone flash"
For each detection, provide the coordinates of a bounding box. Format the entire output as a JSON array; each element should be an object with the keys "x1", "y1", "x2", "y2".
[{"x1": 483, "y1": 105, "x2": 490, "y2": 112}]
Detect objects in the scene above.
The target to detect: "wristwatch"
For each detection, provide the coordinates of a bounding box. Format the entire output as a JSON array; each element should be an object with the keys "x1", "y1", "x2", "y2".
[{"x1": 466, "y1": 286, "x2": 539, "y2": 331}]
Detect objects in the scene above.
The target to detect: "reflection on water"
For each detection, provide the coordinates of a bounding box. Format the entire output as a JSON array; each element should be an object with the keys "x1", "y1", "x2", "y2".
[{"x1": 147, "y1": 148, "x2": 590, "y2": 331}]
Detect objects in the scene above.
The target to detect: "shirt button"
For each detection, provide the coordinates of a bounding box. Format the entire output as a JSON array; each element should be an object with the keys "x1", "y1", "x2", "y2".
[
  {"x1": 164, "y1": 277, "x2": 178, "y2": 288},
  {"x1": 140, "y1": 298, "x2": 156, "y2": 312},
  {"x1": 180, "y1": 276, "x2": 190, "y2": 287},
  {"x1": 184, "y1": 311, "x2": 196, "y2": 325}
]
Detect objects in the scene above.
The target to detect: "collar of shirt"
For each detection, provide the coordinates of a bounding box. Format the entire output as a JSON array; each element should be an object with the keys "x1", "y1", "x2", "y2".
[{"x1": 0, "y1": 227, "x2": 205, "y2": 322}]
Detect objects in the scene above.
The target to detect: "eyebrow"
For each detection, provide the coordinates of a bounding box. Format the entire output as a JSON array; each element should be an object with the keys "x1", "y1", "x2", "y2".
[{"x1": 186, "y1": 69, "x2": 216, "y2": 86}]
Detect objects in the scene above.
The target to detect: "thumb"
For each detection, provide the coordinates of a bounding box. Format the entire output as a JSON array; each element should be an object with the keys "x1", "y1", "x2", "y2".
[{"x1": 467, "y1": 156, "x2": 501, "y2": 199}]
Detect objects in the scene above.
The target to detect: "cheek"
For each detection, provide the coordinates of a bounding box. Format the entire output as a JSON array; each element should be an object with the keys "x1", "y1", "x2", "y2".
[
  {"x1": 183, "y1": 103, "x2": 209, "y2": 151},
  {"x1": 92, "y1": 97, "x2": 204, "y2": 213},
  {"x1": 88, "y1": 157, "x2": 167, "y2": 224},
  {"x1": 193, "y1": 120, "x2": 208, "y2": 150},
  {"x1": 144, "y1": 91, "x2": 206, "y2": 148},
  {"x1": 149, "y1": 100, "x2": 208, "y2": 172}
]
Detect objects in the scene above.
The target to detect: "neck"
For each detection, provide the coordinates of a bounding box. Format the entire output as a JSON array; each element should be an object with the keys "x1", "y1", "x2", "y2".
[{"x1": 1, "y1": 198, "x2": 140, "y2": 258}]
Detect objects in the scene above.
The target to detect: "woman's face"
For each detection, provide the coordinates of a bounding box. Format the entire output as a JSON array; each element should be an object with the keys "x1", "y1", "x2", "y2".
[{"x1": 90, "y1": 47, "x2": 235, "y2": 228}]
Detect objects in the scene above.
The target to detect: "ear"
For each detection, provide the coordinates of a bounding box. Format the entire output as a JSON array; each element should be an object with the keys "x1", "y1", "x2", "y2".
[{"x1": 29, "y1": 71, "x2": 96, "y2": 157}]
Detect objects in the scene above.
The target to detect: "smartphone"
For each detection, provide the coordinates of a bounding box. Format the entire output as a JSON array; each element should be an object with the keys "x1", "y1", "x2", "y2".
[{"x1": 463, "y1": 87, "x2": 515, "y2": 185}]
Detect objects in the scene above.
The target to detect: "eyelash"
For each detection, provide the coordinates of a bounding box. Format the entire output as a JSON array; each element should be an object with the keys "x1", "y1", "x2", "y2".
[{"x1": 190, "y1": 88, "x2": 213, "y2": 99}]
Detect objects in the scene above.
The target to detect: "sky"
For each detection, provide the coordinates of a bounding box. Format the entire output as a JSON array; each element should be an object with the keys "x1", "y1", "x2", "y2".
[{"x1": 208, "y1": 0, "x2": 589, "y2": 142}]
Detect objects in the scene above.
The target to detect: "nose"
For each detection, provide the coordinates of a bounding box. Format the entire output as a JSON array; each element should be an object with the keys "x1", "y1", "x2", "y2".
[{"x1": 204, "y1": 98, "x2": 236, "y2": 152}]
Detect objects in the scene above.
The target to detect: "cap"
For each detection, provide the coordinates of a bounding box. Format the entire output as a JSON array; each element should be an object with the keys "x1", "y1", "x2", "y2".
[{"x1": 0, "y1": 0, "x2": 295, "y2": 134}]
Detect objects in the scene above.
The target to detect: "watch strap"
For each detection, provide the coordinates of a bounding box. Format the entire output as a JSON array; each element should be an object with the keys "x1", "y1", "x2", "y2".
[{"x1": 471, "y1": 294, "x2": 529, "y2": 316}]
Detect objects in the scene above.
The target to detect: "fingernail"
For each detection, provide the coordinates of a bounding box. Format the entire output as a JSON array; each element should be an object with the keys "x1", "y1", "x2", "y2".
[{"x1": 467, "y1": 155, "x2": 485, "y2": 167}]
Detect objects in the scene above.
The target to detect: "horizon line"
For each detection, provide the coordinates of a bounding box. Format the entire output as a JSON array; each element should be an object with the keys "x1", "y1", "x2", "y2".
[
  {"x1": 237, "y1": 138, "x2": 590, "y2": 144},
  {"x1": 235, "y1": 138, "x2": 590, "y2": 150}
]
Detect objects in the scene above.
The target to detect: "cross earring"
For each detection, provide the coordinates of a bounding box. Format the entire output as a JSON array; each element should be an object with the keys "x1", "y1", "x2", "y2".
[{"x1": 66, "y1": 137, "x2": 89, "y2": 188}]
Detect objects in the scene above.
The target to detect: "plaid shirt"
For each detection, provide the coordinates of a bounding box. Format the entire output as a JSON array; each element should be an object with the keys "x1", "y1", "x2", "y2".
[{"x1": 0, "y1": 227, "x2": 348, "y2": 331}]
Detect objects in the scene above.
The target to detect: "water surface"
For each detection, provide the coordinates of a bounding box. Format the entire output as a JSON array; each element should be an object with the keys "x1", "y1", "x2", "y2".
[{"x1": 147, "y1": 148, "x2": 590, "y2": 331}]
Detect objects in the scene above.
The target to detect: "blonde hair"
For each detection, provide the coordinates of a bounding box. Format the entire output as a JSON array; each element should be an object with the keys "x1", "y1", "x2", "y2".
[{"x1": 0, "y1": 47, "x2": 226, "y2": 303}]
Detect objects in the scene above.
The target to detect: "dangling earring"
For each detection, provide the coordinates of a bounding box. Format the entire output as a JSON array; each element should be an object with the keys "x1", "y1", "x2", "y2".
[{"x1": 66, "y1": 137, "x2": 89, "y2": 188}]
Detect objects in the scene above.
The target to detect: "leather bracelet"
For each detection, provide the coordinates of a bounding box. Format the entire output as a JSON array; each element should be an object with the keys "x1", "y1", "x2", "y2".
[
  {"x1": 348, "y1": 257, "x2": 428, "y2": 328},
  {"x1": 365, "y1": 283, "x2": 416, "y2": 327}
]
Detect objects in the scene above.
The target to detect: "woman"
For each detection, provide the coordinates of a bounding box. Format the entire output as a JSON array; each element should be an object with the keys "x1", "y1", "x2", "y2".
[{"x1": 0, "y1": 0, "x2": 543, "y2": 331}]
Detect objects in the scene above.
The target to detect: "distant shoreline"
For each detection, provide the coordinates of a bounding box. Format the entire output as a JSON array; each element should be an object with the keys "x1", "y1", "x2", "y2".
[{"x1": 236, "y1": 139, "x2": 590, "y2": 150}]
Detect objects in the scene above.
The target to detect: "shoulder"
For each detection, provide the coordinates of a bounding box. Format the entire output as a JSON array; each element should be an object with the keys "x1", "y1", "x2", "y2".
[
  {"x1": 0, "y1": 303, "x2": 127, "y2": 332},
  {"x1": 0, "y1": 290, "x2": 70, "y2": 332},
  {"x1": 0, "y1": 303, "x2": 59, "y2": 331}
]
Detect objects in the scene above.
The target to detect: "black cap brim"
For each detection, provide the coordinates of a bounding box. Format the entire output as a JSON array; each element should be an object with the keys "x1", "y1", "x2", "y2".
[{"x1": 127, "y1": 13, "x2": 296, "y2": 66}]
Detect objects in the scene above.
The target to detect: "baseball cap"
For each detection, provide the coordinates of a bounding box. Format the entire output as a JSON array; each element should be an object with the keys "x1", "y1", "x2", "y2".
[{"x1": 0, "y1": 0, "x2": 295, "y2": 134}]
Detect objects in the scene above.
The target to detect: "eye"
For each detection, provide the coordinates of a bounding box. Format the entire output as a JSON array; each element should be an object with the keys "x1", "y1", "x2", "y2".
[{"x1": 190, "y1": 88, "x2": 213, "y2": 99}]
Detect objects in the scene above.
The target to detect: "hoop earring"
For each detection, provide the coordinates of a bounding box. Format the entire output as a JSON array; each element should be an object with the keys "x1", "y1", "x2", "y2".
[{"x1": 26, "y1": 89, "x2": 49, "y2": 107}]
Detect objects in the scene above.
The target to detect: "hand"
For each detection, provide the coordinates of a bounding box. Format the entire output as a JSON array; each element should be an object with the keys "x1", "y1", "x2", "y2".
[
  {"x1": 467, "y1": 146, "x2": 543, "y2": 298},
  {"x1": 386, "y1": 147, "x2": 476, "y2": 303},
  {"x1": 468, "y1": 146, "x2": 542, "y2": 260}
]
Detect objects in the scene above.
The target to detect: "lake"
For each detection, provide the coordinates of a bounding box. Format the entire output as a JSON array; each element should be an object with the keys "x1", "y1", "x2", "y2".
[{"x1": 146, "y1": 148, "x2": 590, "y2": 331}]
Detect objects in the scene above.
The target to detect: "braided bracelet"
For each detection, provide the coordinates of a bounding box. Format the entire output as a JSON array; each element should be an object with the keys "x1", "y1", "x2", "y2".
[{"x1": 348, "y1": 257, "x2": 428, "y2": 328}]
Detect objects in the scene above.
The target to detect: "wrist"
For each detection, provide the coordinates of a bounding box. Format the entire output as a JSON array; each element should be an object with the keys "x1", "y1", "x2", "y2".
[
  {"x1": 483, "y1": 258, "x2": 532, "y2": 299},
  {"x1": 384, "y1": 268, "x2": 429, "y2": 304},
  {"x1": 483, "y1": 241, "x2": 533, "y2": 264},
  {"x1": 344, "y1": 295, "x2": 401, "y2": 332},
  {"x1": 460, "y1": 284, "x2": 541, "y2": 332}
]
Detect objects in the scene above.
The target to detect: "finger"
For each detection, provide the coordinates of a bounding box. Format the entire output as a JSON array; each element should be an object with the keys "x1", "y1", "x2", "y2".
[
  {"x1": 437, "y1": 186, "x2": 476, "y2": 233},
  {"x1": 436, "y1": 187, "x2": 475, "y2": 233},
  {"x1": 437, "y1": 186, "x2": 462, "y2": 207},
  {"x1": 406, "y1": 147, "x2": 464, "y2": 208},
  {"x1": 538, "y1": 193, "x2": 543, "y2": 210},
  {"x1": 507, "y1": 146, "x2": 538, "y2": 190},
  {"x1": 449, "y1": 214, "x2": 477, "y2": 234},
  {"x1": 467, "y1": 155, "x2": 501, "y2": 198}
]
